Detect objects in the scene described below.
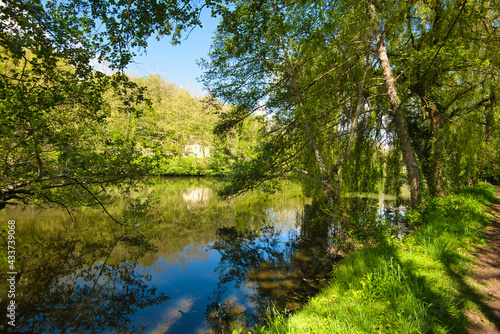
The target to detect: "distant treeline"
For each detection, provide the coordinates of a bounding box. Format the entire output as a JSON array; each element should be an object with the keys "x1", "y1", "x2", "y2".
[{"x1": 107, "y1": 74, "x2": 267, "y2": 177}]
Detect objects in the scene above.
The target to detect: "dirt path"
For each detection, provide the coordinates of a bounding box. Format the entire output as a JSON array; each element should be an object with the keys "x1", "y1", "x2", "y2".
[{"x1": 467, "y1": 186, "x2": 500, "y2": 334}]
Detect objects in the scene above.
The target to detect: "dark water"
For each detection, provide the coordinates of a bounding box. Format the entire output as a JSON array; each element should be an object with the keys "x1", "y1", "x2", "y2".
[{"x1": 0, "y1": 178, "x2": 408, "y2": 333}]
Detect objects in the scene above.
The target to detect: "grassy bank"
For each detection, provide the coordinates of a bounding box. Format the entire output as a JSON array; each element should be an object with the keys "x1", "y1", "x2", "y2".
[
  {"x1": 253, "y1": 183, "x2": 497, "y2": 334},
  {"x1": 143, "y1": 156, "x2": 228, "y2": 176}
]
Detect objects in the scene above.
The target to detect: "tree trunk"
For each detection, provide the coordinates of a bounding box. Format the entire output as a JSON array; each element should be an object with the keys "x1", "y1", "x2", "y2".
[
  {"x1": 430, "y1": 105, "x2": 445, "y2": 195},
  {"x1": 415, "y1": 96, "x2": 445, "y2": 196},
  {"x1": 370, "y1": 3, "x2": 421, "y2": 206}
]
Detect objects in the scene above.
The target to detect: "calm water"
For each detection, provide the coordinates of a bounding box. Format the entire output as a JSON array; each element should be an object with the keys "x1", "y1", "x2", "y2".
[{"x1": 0, "y1": 177, "x2": 408, "y2": 333}]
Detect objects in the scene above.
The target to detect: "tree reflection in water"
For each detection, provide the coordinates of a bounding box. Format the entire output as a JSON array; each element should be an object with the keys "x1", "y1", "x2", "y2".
[
  {"x1": 204, "y1": 196, "x2": 408, "y2": 332},
  {"x1": 0, "y1": 178, "x2": 409, "y2": 333},
  {"x1": 207, "y1": 205, "x2": 339, "y2": 332},
  {"x1": 1, "y1": 230, "x2": 170, "y2": 334}
]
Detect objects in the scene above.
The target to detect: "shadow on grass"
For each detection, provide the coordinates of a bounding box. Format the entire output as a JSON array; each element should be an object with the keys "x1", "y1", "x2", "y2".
[
  {"x1": 456, "y1": 184, "x2": 499, "y2": 205},
  {"x1": 261, "y1": 184, "x2": 500, "y2": 334},
  {"x1": 351, "y1": 232, "x2": 497, "y2": 333},
  {"x1": 385, "y1": 184, "x2": 500, "y2": 333},
  {"x1": 374, "y1": 241, "x2": 472, "y2": 333},
  {"x1": 343, "y1": 184, "x2": 500, "y2": 333}
]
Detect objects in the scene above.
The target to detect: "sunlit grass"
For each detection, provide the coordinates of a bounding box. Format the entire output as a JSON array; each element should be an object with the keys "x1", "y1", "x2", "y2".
[{"x1": 251, "y1": 183, "x2": 496, "y2": 334}]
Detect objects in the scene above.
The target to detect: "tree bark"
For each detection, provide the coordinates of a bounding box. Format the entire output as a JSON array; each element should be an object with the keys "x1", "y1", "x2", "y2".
[
  {"x1": 370, "y1": 3, "x2": 421, "y2": 206},
  {"x1": 428, "y1": 102, "x2": 445, "y2": 195}
]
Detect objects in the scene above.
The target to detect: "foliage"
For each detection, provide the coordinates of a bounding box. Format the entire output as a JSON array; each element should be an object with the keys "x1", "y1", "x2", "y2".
[
  {"x1": 100, "y1": 74, "x2": 265, "y2": 178},
  {"x1": 0, "y1": 36, "x2": 148, "y2": 213},
  {"x1": 200, "y1": 0, "x2": 500, "y2": 211},
  {"x1": 131, "y1": 75, "x2": 218, "y2": 157},
  {"x1": 0, "y1": 1, "x2": 158, "y2": 212},
  {"x1": 201, "y1": 0, "x2": 387, "y2": 210},
  {"x1": 0, "y1": 0, "x2": 221, "y2": 214},
  {"x1": 384, "y1": 0, "x2": 500, "y2": 195}
]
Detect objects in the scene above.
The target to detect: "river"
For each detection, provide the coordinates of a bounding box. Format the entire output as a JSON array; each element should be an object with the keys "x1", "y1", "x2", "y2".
[{"x1": 0, "y1": 177, "x2": 408, "y2": 333}]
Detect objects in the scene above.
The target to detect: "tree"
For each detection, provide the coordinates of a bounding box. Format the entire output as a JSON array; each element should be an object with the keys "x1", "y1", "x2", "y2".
[
  {"x1": 371, "y1": 0, "x2": 499, "y2": 195},
  {"x1": 0, "y1": 0, "x2": 204, "y2": 213},
  {"x1": 202, "y1": 0, "x2": 500, "y2": 211},
  {"x1": 127, "y1": 75, "x2": 218, "y2": 158},
  {"x1": 369, "y1": 2, "x2": 421, "y2": 205},
  {"x1": 0, "y1": 42, "x2": 146, "y2": 215},
  {"x1": 201, "y1": 0, "x2": 385, "y2": 217}
]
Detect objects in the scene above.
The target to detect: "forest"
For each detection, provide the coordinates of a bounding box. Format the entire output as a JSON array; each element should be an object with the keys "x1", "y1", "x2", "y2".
[{"x1": 1, "y1": 0, "x2": 500, "y2": 333}]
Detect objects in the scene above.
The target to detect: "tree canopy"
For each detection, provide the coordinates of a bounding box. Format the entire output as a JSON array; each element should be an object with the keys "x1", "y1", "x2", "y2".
[
  {"x1": 0, "y1": 0, "x2": 207, "y2": 214},
  {"x1": 201, "y1": 0, "x2": 500, "y2": 213}
]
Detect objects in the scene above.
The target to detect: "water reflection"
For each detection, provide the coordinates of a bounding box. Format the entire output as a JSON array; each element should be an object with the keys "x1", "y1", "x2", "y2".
[
  {"x1": 0, "y1": 178, "x2": 409, "y2": 333},
  {"x1": 341, "y1": 190, "x2": 410, "y2": 247},
  {"x1": 0, "y1": 230, "x2": 169, "y2": 333},
  {"x1": 209, "y1": 222, "x2": 337, "y2": 332},
  {"x1": 182, "y1": 188, "x2": 211, "y2": 208}
]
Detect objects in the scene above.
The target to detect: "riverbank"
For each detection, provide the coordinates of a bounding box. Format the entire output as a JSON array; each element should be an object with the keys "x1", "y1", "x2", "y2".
[
  {"x1": 149, "y1": 156, "x2": 225, "y2": 176},
  {"x1": 254, "y1": 183, "x2": 498, "y2": 334}
]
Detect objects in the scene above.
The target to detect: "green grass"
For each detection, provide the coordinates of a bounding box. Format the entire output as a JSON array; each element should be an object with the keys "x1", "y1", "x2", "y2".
[{"x1": 247, "y1": 183, "x2": 497, "y2": 334}]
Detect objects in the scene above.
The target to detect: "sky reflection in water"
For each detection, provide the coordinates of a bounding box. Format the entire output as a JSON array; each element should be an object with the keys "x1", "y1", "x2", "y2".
[{"x1": 0, "y1": 178, "x2": 408, "y2": 333}]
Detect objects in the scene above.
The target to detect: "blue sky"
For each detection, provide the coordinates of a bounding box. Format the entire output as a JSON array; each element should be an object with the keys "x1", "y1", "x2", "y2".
[{"x1": 126, "y1": 11, "x2": 219, "y2": 96}]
